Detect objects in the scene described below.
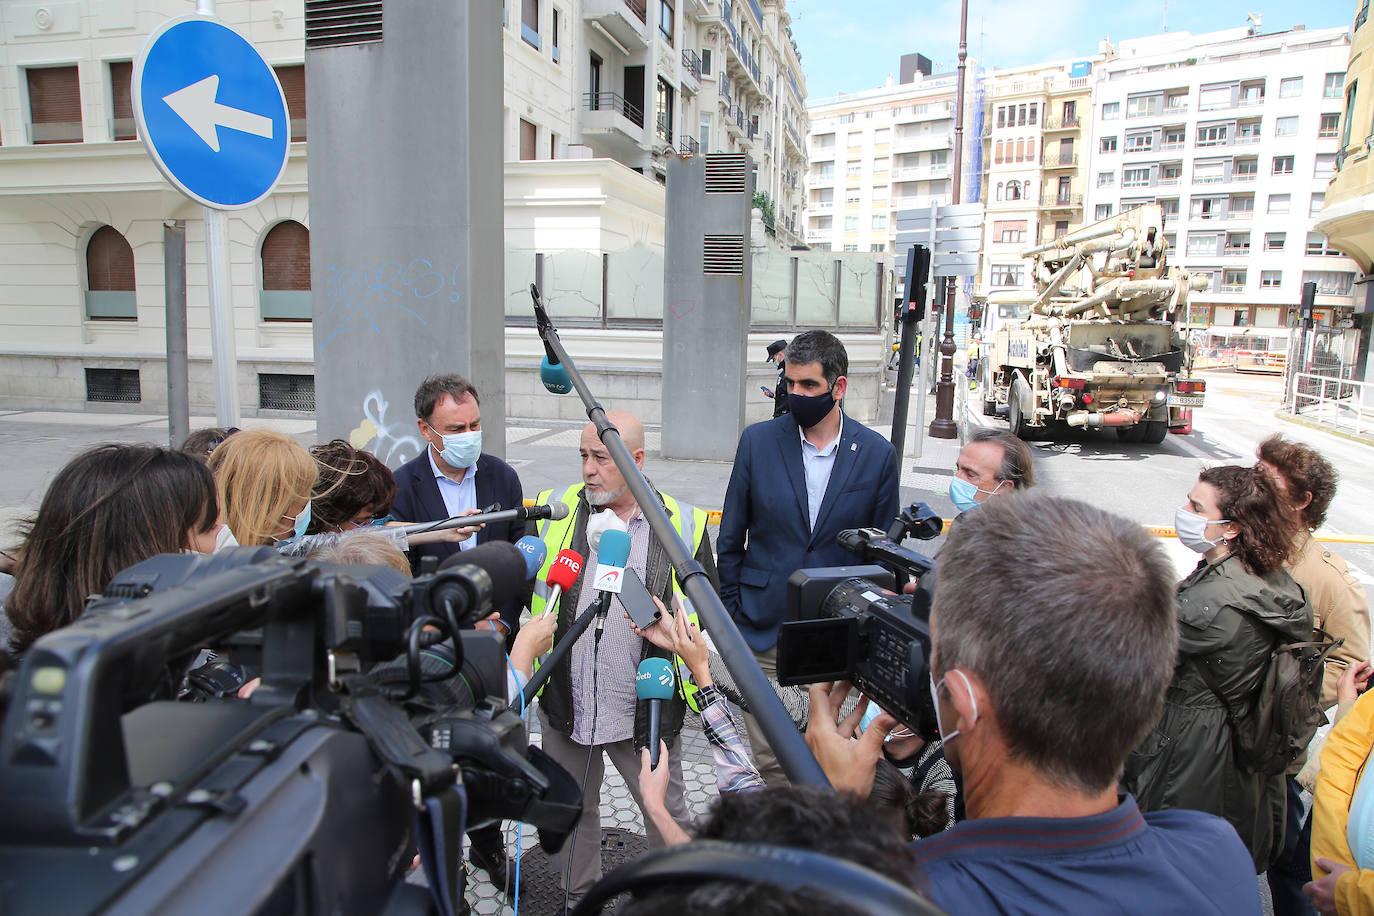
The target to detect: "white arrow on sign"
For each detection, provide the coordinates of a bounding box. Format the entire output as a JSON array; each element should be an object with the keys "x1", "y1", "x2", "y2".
[{"x1": 162, "y1": 74, "x2": 273, "y2": 153}]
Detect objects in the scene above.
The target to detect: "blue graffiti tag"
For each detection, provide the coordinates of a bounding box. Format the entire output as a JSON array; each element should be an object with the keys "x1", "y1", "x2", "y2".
[{"x1": 317, "y1": 258, "x2": 462, "y2": 351}]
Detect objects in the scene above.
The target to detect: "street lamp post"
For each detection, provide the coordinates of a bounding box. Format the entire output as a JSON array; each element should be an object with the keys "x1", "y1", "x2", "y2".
[{"x1": 929, "y1": 0, "x2": 970, "y2": 439}]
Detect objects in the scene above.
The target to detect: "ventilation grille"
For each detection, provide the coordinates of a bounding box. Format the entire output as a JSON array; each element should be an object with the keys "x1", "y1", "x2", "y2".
[
  {"x1": 259, "y1": 373, "x2": 316, "y2": 412},
  {"x1": 703, "y1": 235, "x2": 746, "y2": 276},
  {"x1": 703, "y1": 154, "x2": 748, "y2": 194},
  {"x1": 85, "y1": 368, "x2": 141, "y2": 403},
  {"x1": 305, "y1": 0, "x2": 383, "y2": 50}
]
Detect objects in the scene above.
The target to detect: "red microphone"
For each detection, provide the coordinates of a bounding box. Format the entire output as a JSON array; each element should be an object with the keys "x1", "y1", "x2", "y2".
[{"x1": 545, "y1": 548, "x2": 583, "y2": 615}]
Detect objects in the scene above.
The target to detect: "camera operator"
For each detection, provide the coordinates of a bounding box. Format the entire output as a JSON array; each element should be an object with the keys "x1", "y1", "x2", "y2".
[{"x1": 806, "y1": 494, "x2": 1260, "y2": 913}]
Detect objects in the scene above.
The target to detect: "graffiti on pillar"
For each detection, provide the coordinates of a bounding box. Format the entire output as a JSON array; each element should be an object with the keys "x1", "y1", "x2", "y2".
[
  {"x1": 317, "y1": 258, "x2": 463, "y2": 351},
  {"x1": 349, "y1": 389, "x2": 425, "y2": 466}
]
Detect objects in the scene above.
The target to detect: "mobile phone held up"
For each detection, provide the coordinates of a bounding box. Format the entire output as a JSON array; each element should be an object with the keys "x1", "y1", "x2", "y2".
[{"x1": 617, "y1": 567, "x2": 661, "y2": 630}]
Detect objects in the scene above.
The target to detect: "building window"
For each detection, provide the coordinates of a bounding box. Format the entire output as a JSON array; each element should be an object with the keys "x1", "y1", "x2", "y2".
[
  {"x1": 700, "y1": 48, "x2": 712, "y2": 75},
  {"x1": 1102, "y1": 102, "x2": 1120, "y2": 120},
  {"x1": 658, "y1": 0, "x2": 674, "y2": 44},
  {"x1": 871, "y1": 243, "x2": 887, "y2": 252},
  {"x1": 873, "y1": 157, "x2": 889, "y2": 173},
  {"x1": 260, "y1": 220, "x2": 311, "y2": 321},
  {"x1": 521, "y1": 0, "x2": 540, "y2": 49},
  {"x1": 844, "y1": 216, "x2": 858, "y2": 231},
  {"x1": 1101, "y1": 136, "x2": 1118, "y2": 153},
  {"x1": 1234, "y1": 158, "x2": 1257, "y2": 179},
  {"x1": 1315, "y1": 154, "x2": 1336, "y2": 179},
  {"x1": 1267, "y1": 193, "x2": 1290, "y2": 214},
  {"x1": 1307, "y1": 232, "x2": 1341, "y2": 255},
  {"x1": 1261, "y1": 270, "x2": 1282, "y2": 288},
  {"x1": 1095, "y1": 203, "x2": 1113, "y2": 220},
  {"x1": 1325, "y1": 72, "x2": 1345, "y2": 99},
  {"x1": 1125, "y1": 132, "x2": 1153, "y2": 152},
  {"x1": 1303, "y1": 271, "x2": 1355, "y2": 296},
  {"x1": 872, "y1": 214, "x2": 887, "y2": 230},
  {"x1": 874, "y1": 128, "x2": 890, "y2": 144},
  {"x1": 1274, "y1": 116, "x2": 1298, "y2": 137},
  {"x1": 1123, "y1": 167, "x2": 1150, "y2": 188},
  {"x1": 1279, "y1": 77, "x2": 1303, "y2": 98},
  {"x1": 1310, "y1": 193, "x2": 1326, "y2": 217},
  {"x1": 1160, "y1": 198, "x2": 1180, "y2": 219},
  {"x1": 1055, "y1": 220, "x2": 1069, "y2": 238},
  {"x1": 1342, "y1": 83, "x2": 1359, "y2": 148},
  {"x1": 1265, "y1": 232, "x2": 1285, "y2": 250},
  {"x1": 655, "y1": 78, "x2": 674, "y2": 144},
  {"x1": 85, "y1": 226, "x2": 136, "y2": 319},
  {"x1": 1007, "y1": 181, "x2": 1022, "y2": 200},
  {"x1": 700, "y1": 114, "x2": 711, "y2": 152},
  {"x1": 1319, "y1": 112, "x2": 1340, "y2": 139},
  {"x1": 996, "y1": 107, "x2": 1006, "y2": 129},
  {"x1": 1162, "y1": 127, "x2": 1186, "y2": 149},
  {"x1": 994, "y1": 140, "x2": 1004, "y2": 163},
  {"x1": 1096, "y1": 171, "x2": 1114, "y2": 188},
  {"x1": 552, "y1": 8, "x2": 561, "y2": 61},
  {"x1": 842, "y1": 244, "x2": 859, "y2": 252},
  {"x1": 26, "y1": 65, "x2": 82, "y2": 144},
  {"x1": 519, "y1": 118, "x2": 537, "y2": 160},
  {"x1": 847, "y1": 131, "x2": 863, "y2": 147},
  {"x1": 1187, "y1": 232, "x2": 1218, "y2": 256},
  {"x1": 1224, "y1": 232, "x2": 1250, "y2": 254},
  {"x1": 846, "y1": 160, "x2": 860, "y2": 177},
  {"x1": 108, "y1": 61, "x2": 136, "y2": 140},
  {"x1": 816, "y1": 162, "x2": 833, "y2": 180},
  {"x1": 995, "y1": 220, "x2": 1027, "y2": 243},
  {"x1": 1126, "y1": 94, "x2": 1159, "y2": 119},
  {"x1": 1221, "y1": 269, "x2": 1247, "y2": 292},
  {"x1": 1196, "y1": 124, "x2": 1228, "y2": 146},
  {"x1": 990, "y1": 264, "x2": 1024, "y2": 286},
  {"x1": 1239, "y1": 81, "x2": 1264, "y2": 105},
  {"x1": 1272, "y1": 155, "x2": 1294, "y2": 175},
  {"x1": 1028, "y1": 103, "x2": 1038, "y2": 125},
  {"x1": 273, "y1": 65, "x2": 307, "y2": 141}
]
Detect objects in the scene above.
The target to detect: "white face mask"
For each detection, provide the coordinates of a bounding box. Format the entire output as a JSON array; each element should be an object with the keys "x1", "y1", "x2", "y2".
[
  {"x1": 1175, "y1": 506, "x2": 1231, "y2": 554},
  {"x1": 929, "y1": 669, "x2": 978, "y2": 744}
]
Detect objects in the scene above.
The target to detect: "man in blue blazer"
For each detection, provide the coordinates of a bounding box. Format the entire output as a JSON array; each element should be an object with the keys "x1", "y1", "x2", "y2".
[{"x1": 717, "y1": 330, "x2": 899, "y2": 784}]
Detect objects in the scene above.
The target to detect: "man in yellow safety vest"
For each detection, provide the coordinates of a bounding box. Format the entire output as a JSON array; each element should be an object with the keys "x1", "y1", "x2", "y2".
[{"x1": 527, "y1": 410, "x2": 717, "y2": 905}]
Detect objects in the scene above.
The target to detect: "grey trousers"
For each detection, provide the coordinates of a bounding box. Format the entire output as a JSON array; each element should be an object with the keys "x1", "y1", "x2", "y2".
[
  {"x1": 537, "y1": 706, "x2": 690, "y2": 902},
  {"x1": 741, "y1": 645, "x2": 790, "y2": 787}
]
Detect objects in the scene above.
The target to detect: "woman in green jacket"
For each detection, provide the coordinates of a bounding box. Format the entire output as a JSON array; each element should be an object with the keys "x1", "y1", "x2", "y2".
[{"x1": 1124, "y1": 464, "x2": 1311, "y2": 872}]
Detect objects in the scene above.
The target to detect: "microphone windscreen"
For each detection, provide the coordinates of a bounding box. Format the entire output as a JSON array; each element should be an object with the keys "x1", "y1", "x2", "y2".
[
  {"x1": 514, "y1": 535, "x2": 546, "y2": 579},
  {"x1": 438, "y1": 541, "x2": 528, "y2": 613},
  {"x1": 597, "y1": 528, "x2": 631, "y2": 570},
  {"x1": 584, "y1": 507, "x2": 629, "y2": 553},
  {"x1": 546, "y1": 500, "x2": 570, "y2": 521},
  {"x1": 540, "y1": 356, "x2": 573, "y2": 395},
  {"x1": 546, "y1": 549, "x2": 583, "y2": 590},
  {"x1": 636, "y1": 657, "x2": 676, "y2": 701}
]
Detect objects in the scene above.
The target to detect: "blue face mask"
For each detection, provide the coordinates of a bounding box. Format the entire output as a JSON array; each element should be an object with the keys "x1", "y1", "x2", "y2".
[
  {"x1": 435, "y1": 429, "x2": 482, "y2": 469},
  {"x1": 949, "y1": 476, "x2": 1005, "y2": 513},
  {"x1": 286, "y1": 502, "x2": 311, "y2": 541}
]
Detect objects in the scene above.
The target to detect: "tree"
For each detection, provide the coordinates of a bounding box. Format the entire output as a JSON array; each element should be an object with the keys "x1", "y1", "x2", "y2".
[{"x1": 752, "y1": 191, "x2": 776, "y2": 237}]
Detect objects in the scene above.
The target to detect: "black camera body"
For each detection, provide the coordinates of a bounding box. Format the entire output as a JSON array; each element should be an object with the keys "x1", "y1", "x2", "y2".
[
  {"x1": 774, "y1": 505, "x2": 945, "y2": 742},
  {"x1": 0, "y1": 547, "x2": 580, "y2": 915}
]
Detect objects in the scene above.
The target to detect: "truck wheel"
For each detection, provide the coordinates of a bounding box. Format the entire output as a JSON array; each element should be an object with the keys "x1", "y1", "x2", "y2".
[
  {"x1": 1140, "y1": 420, "x2": 1169, "y2": 444},
  {"x1": 981, "y1": 366, "x2": 998, "y2": 416},
  {"x1": 1008, "y1": 378, "x2": 1035, "y2": 440},
  {"x1": 1116, "y1": 425, "x2": 1146, "y2": 443}
]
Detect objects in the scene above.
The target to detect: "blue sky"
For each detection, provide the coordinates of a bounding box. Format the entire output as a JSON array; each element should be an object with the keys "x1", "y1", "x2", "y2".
[{"x1": 788, "y1": 0, "x2": 1359, "y2": 100}]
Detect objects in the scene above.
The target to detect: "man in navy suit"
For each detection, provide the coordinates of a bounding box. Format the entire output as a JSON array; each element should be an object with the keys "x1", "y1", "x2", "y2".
[
  {"x1": 718, "y1": 330, "x2": 899, "y2": 785},
  {"x1": 390, "y1": 373, "x2": 528, "y2": 896}
]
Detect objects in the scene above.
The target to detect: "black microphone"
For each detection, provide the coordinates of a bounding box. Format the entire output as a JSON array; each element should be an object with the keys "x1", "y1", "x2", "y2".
[
  {"x1": 636, "y1": 658, "x2": 676, "y2": 767},
  {"x1": 393, "y1": 500, "x2": 569, "y2": 538},
  {"x1": 428, "y1": 541, "x2": 532, "y2": 627}
]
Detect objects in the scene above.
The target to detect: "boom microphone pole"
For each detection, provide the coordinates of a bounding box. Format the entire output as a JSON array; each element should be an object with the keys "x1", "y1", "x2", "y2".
[{"x1": 529, "y1": 284, "x2": 831, "y2": 789}]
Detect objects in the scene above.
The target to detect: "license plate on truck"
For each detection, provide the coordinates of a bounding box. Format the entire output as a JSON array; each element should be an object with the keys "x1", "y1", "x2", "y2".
[{"x1": 1168, "y1": 395, "x2": 1204, "y2": 407}]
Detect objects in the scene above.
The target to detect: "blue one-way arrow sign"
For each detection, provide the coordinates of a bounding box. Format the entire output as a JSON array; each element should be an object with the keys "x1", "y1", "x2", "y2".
[{"x1": 133, "y1": 16, "x2": 290, "y2": 209}]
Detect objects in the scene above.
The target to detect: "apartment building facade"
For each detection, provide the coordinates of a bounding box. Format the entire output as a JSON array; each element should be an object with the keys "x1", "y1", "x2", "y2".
[
  {"x1": 976, "y1": 59, "x2": 1099, "y2": 299},
  {"x1": 503, "y1": 0, "x2": 808, "y2": 243},
  {"x1": 804, "y1": 63, "x2": 970, "y2": 255},
  {"x1": 0, "y1": 0, "x2": 810, "y2": 415},
  {"x1": 1082, "y1": 26, "x2": 1359, "y2": 334}
]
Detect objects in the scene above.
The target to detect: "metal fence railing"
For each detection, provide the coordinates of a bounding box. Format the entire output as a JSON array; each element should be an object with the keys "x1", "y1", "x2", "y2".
[{"x1": 1289, "y1": 372, "x2": 1373, "y2": 436}]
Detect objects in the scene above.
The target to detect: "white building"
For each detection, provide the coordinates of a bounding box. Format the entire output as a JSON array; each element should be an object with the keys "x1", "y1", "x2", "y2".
[
  {"x1": 0, "y1": 0, "x2": 809, "y2": 416},
  {"x1": 804, "y1": 63, "x2": 969, "y2": 255},
  {"x1": 1083, "y1": 25, "x2": 1359, "y2": 335},
  {"x1": 502, "y1": 0, "x2": 809, "y2": 243}
]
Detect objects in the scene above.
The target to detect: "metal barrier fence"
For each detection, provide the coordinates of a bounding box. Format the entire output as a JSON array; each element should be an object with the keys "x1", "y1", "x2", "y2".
[{"x1": 1289, "y1": 371, "x2": 1374, "y2": 437}]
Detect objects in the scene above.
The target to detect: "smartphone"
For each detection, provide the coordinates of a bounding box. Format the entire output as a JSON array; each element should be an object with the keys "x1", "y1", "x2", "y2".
[{"x1": 617, "y1": 567, "x2": 661, "y2": 630}]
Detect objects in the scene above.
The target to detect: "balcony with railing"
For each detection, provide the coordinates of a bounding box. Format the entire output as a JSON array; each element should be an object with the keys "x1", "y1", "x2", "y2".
[
  {"x1": 680, "y1": 134, "x2": 700, "y2": 154},
  {"x1": 894, "y1": 132, "x2": 954, "y2": 153},
  {"x1": 1042, "y1": 153, "x2": 1079, "y2": 168},
  {"x1": 1040, "y1": 192, "x2": 1084, "y2": 208},
  {"x1": 682, "y1": 48, "x2": 702, "y2": 83},
  {"x1": 724, "y1": 103, "x2": 746, "y2": 137},
  {"x1": 1042, "y1": 115, "x2": 1082, "y2": 131},
  {"x1": 722, "y1": 3, "x2": 764, "y2": 94},
  {"x1": 893, "y1": 164, "x2": 952, "y2": 182},
  {"x1": 582, "y1": 91, "x2": 646, "y2": 147},
  {"x1": 583, "y1": 0, "x2": 649, "y2": 47},
  {"x1": 656, "y1": 113, "x2": 673, "y2": 146}
]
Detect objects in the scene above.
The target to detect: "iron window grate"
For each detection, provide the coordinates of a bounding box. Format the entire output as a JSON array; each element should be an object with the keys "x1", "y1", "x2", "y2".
[
  {"x1": 85, "y1": 368, "x2": 141, "y2": 403},
  {"x1": 704, "y1": 154, "x2": 748, "y2": 194},
  {"x1": 259, "y1": 373, "x2": 316, "y2": 412},
  {"x1": 305, "y1": 0, "x2": 383, "y2": 50},
  {"x1": 703, "y1": 235, "x2": 746, "y2": 276}
]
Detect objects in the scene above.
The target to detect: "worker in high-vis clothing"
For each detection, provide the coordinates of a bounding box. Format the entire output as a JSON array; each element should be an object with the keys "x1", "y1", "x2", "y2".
[{"x1": 527, "y1": 409, "x2": 717, "y2": 906}]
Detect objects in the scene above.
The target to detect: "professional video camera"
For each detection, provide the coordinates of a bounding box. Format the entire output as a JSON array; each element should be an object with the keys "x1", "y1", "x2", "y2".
[
  {"x1": 774, "y1": 503, "x2": 944, "y2": 742},
  {"x1": 0, "y1": 545, "x2": 581, "y2": 915}
]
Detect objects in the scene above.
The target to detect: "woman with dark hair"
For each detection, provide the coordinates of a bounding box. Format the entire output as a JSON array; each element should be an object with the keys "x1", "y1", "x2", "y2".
[
  {"x1": 308, "y1": 439, "x2": 399, "y2": 532},
  {"x1": 1125, "y1": 464, "x2": 1311, "y2": 873},
  {"x1": 3, "y1": 444, "x2": 220, "y2": 654}
]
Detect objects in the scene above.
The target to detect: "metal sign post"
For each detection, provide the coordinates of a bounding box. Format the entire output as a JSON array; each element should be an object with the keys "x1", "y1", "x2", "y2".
[{"x1": 133, "y1": 2, "x2": 290, "y2": 426}]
